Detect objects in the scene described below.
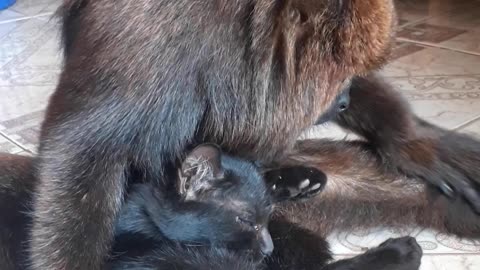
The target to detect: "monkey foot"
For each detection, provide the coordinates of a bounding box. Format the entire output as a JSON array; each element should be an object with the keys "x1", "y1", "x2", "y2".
[{"x1": 265, "y1": 166, "x2": 327, "y2": 202}]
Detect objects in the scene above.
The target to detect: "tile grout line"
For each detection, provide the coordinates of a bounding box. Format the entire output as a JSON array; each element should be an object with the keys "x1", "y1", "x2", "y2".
[
  {"x1": 453, "y1": 115, "x2": 480, "y2": 131},
  {"x1": 333, "y1": 252, "x2": 480, "y2": 257},
  {"x1": 397, "y1": 16, "x2": 433, "y2": 29},
  {"x1": 397, "y1": 37, "x2": 480, "y2": 57},
  {"x1": 384, "y1": 74, "x2": 480, "y2": 79},
  {"x1": 0, "y1": 12, "x2": 54, "y2": 25},
  {"x1": 0, "y1": 130, "x2": 32, "y2": 153}
]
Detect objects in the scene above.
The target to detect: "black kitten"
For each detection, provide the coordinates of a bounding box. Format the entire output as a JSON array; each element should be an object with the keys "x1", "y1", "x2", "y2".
[{"x1": 109, "y1": 143, "x2": 274, "y2": 269}]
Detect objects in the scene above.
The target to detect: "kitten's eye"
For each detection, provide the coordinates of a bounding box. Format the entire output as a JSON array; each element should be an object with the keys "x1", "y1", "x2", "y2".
[{"x1": 236, "y1": 216, "x2": 256, "y2": 229}]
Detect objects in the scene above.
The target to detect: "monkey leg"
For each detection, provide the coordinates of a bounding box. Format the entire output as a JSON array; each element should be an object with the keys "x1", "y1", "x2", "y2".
[
  {"x1": 333, "y1": 73, "x2": 480, "y2": 214},
  {"x1": 271, "y1": 139, "x2": 480, "y2": 239},
  {"x1": 29, "y1": 107, "x2": 134, "y2": 270}
]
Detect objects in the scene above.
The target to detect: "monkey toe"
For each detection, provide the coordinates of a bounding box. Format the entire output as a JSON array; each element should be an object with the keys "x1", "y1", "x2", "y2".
[
  {"x1": 440, "y1": 170, "x2": 480, "y2": 214},
  {"x1": 266, "y1": 166, "x2": 327, "y2": 202}
]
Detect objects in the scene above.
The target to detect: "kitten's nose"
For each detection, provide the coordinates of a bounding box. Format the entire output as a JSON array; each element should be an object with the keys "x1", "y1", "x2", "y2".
[{"x1": 259, "y1": 228, "x2": 274, "y2": 256}]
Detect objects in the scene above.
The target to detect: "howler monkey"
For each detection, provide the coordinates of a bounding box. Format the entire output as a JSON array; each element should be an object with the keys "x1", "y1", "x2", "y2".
[
  {"x1": 30, "y1": 0, "x2": 399, "y2": 269},
  {"x1": 29, "y1": 0, "x2": 480, "y2": 269},
  {"x1": 269, "y1": 74, "x2": 480, "y2": 239}
]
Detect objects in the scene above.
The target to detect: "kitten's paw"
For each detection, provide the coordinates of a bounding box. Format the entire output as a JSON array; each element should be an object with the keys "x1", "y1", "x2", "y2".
[
  {"x1": 388, "y1": 131, "x2": 480, "y2": 214},
  {"x1": 265, "y1": 166, "x2": 327, "y2": 202}
]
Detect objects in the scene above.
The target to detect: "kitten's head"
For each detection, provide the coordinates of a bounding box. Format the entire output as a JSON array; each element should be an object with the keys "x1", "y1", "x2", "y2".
[{"x1": 177, "y1": 143, "x2": 274, "y2": 259}]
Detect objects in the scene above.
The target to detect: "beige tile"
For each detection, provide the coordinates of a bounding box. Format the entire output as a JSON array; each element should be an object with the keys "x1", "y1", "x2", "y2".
[
  {"x1": 0, "y1": 16, "x2": 17, "y2": 39},
  {"x1": 425, "y1": 4, "x2": 480, "y2": 30},
  {"x1": 0, "y1": 84, "x2": 52, "y2": 121},
  {"x1": 460, "y1": 119, "x2": 480, "y2": 138},
  {"x1": 0, "y1": 16, "x2": 59, "y2": 152},
  {"x1": 439, "y1": 28, "x2": 480, "y2": 54},
  {"x1": 394, "y1": 0, "x2": 480, "y2": 25},
  {"x1": 10, "y1": 0, "x2": 58, "y2": 16},
  {"x1": 15, "y1": 28, "x2": 62, "y2": 68},
  {"x1": 333, "y1": 254, "x2": 480, "y2": 270},
  {"x1": 16, "y1": 150, "x2": 33, "y2": 156},
  {"x1": 0, "y1": 134, "x2": 23, "y2": 153},
  {"x1": 329, "y1": 227, "x2": 480, "y2": 255},
  {"x1": 411, "y1": 3, "x2": 480, "y2": 54},
  {"x1": 391, "y1": 41, "x2": 426, "y2": 61},
  {"x1": 0, "y1": 110, "x2": 44, "y2": 151},
  {"x1": 397, "y1": 23, "x2": 466, "y2": 44},
  {"x1": 394, "y1": 0, "x2": 432, "y2": 24},
  {"x1": 420, "y1": 254, "x2": 480, "y2": 270},
  {"x1": 0, "y1": 28, "x2": 62, "y2": 86},
  {"x1": 0, "y1": 66, "x2": 60, "y2": 86},
  {"x1": 383, "y1": 47, "x2": 480, "y2": 77},
  {"x1": 39, "y1": 0, "x2": 62, "y2": 14},
  {"x1": 0, "y1": 18, "x2": 61, "y2": 87},
  {"x1": 0, "y1": 8, "x2": 22, "y2": 23},
  {"x1": 0, "y1": 18, "x2": 53, "y2": 68},
  {"x1": 410, "y1": 98, "x2": 480, "y2": 129},
  {"x1": 329, "y1": 227, "x2": 480, "y2": 270},
  {"x1": 299, "y1": 123, "x2": 350, "y2": 141},
  {"x1": 0, "y1": 84, "x2": 52, "y2": 150},
  {"x1": 386, "y1": 76, "x2": 480, "y2": 129}
]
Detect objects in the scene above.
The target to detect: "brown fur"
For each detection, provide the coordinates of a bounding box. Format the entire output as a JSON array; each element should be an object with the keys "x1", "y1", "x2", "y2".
[
  {"x1": 30, "y1": 0, "x2": 396, "y2": 269},
  {"x1": 270, "y1": 75, "x2": 480, "y2": 239}
]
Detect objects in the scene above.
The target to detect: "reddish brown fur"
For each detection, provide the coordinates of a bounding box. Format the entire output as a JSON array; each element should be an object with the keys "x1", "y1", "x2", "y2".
[
  {"x1": 30, "y1": 1, "x2": 398, "y2": 269},
  {"x1": 270, "y1": 75, "x2": 480, "y2": 239},
  {"x1": 400, "y1": 139, "x2": 437, "y2": 167}
]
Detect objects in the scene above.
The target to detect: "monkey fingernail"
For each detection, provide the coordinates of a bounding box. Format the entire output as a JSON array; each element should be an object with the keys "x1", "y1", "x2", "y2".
[
  {"x1": 462, "y1": 187, "x2": 480, "y2": 214},
  {"x1": 439, "y1": 182, "x2": 454, "y2": 197},
  {"x1": 299, "y1": 179, "x2": 310, "y2": 189},
  {"x1": 310, "y1": 183, "x2": 322, "y2": 191}
]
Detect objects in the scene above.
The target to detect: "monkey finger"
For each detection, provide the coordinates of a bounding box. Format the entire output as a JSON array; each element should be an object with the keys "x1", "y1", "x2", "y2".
[
  {"x1": 438, "y1": 168, "x2": 480, "y2": 214},
  {"x1": 460, "y1": 183, "x2": 480, "y2": 214}
]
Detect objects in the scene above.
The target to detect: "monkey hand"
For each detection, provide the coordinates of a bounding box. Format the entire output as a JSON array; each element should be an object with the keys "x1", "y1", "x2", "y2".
[
  {"x1": 432, "y1": 131, "x2": 480, "y2": 213},
  {"x1": 387, "y1": 125, "x2": 480, "y2": 214},
  {"x1": 264, "y1": 166, "x2": 326, "y2": 203}
]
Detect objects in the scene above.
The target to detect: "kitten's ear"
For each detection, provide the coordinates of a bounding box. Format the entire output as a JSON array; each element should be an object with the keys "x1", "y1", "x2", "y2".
[{"x1": 177, "y1": 143, "x2": 225, "y2": 199}]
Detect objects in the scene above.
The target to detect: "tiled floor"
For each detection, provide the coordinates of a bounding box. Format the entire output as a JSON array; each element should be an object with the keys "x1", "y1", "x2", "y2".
[{"x1": 0, "y1": 0, "x2": 479, "y2": 269}]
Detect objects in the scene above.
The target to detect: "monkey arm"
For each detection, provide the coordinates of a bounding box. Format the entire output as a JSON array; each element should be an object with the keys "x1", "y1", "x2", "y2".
[
  {"x1": 333, "y1": 73, "x2": 480, "y2": 214},
  {"x1": 30, "y1": 102, "x2": 132, "y2": 270}
]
